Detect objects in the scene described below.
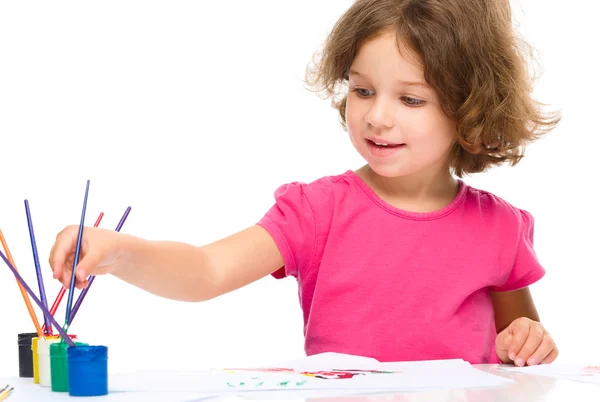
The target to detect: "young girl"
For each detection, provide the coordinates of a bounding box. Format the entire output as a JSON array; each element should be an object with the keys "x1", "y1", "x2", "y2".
[{"x1": 49, "y1": 0, "x2": 560, "y2": 367}]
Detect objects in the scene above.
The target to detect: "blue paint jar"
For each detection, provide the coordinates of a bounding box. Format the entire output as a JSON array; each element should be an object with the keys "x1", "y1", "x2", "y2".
[{"x1": 67, "y1": 345, "x2": 108, "y2": 396}]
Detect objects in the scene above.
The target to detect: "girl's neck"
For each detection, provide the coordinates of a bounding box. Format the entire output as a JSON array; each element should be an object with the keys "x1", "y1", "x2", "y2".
[{"x1": 356, "y1": 165, "x2": 460, "y2": 213}]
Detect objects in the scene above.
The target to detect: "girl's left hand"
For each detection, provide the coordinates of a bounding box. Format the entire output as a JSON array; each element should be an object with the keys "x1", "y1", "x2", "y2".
[{"x1": 495, "y1": 317, "x2": 558, "y2": 366}]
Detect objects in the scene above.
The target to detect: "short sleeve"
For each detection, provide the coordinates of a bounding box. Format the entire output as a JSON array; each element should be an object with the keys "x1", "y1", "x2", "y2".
[
  {"x1": 490, "y1": 209, "x2": 546, "y2": 292},
  {"x1": 257, "y1": 182, "x2": 316, "y2": 280}
]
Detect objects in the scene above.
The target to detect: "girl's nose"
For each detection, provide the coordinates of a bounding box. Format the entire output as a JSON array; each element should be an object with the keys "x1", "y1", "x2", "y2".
[{"x1": 366, "y1": 97, "x2": 394, "y2": 129}]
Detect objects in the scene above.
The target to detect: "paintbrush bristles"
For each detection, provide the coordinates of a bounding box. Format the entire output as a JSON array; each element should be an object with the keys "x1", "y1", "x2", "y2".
[{"x1": 0, "y1": 386, "x2": 13, "y2": 402}]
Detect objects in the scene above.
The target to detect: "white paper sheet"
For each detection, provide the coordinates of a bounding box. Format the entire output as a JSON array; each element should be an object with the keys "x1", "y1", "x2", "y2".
[
  {"x1": 108, "y1": 352, "x2": 513, "y2": 394},
  {"x1": 0, "y1": 354, "x2": 515, "y2": 401},
  {"x1": 499, "y1": 364, "x2": 600, "y2": 385},
  {"x1": 267, "y1": 352, "x2": 382, "y2": 371}
]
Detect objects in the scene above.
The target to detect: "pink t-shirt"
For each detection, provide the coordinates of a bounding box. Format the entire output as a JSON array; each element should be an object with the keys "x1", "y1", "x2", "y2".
[{"x1": 257, "y1": 170, "x2": 545, "y2": 364}]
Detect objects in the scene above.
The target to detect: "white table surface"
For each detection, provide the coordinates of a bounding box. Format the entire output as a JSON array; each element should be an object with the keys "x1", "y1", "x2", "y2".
[{"x1": 2, "y1": 365, "x2": 600, "y2": 401}]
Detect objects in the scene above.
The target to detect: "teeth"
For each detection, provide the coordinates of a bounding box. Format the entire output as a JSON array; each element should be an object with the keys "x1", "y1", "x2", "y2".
[{"x1": 374, "y1": 142, "x2": 389, "y2": 147}]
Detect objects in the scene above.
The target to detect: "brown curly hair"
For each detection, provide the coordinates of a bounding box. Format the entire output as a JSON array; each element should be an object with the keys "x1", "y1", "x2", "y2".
[{"x1": 305, "y1": 0, "x2": 561, "y2": 177}]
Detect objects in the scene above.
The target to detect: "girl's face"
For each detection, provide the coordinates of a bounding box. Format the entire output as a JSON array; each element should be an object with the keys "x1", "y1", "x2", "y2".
[{"x1": 345, "y1": 30, "x2": 457, "y2": 180}]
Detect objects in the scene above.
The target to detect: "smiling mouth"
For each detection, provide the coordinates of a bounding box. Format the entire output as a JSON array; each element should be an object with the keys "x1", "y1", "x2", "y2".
[{"x1": 367, "y1": 139, "x2": 405, "y2": 148}]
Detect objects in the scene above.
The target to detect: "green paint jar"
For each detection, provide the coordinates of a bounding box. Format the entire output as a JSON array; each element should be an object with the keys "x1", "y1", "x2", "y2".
[{"x1": 50, "y1": 341, "x2": 88, "y2": 392}]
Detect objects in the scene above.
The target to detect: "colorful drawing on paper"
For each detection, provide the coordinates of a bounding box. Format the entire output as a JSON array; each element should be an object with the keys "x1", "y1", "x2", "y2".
[
  {"x1": 223, "y1": 367, "x2": 399, "y2": 380},
  {"x1": 225, "y1": 379, "x2": 309, "y2": 388},
  {"x1": 221, "y1": 367, "x2": 400, "y2": 388},
  {"x1": 581, "y1": 366, "x2": 600, "y2": 375}
]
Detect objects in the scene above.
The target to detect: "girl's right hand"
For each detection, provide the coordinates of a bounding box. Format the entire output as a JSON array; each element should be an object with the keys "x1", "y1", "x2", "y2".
[{"x1": 49, "y1": 225, "x2": 125, "y2": 289}]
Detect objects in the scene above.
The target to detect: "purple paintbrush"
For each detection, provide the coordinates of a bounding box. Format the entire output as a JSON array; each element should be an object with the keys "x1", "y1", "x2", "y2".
[
  {"x1": 24, "y1": 199, "x2": 52, "y2": 334},
  {"x1": 0, "y1": 248, "x2": 75, "y2": 347},
  {"x1": 67, "y1": 206, "x2": 131, "y2": 328}
]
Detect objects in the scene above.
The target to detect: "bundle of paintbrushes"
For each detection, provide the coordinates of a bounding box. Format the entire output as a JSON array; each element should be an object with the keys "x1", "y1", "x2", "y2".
[
  {"x1": 0, "y1": 180, "x2": 131, "y2": 397},
  {"x1": 0, "y1": 385, "x2": 13, "y2": 401}
]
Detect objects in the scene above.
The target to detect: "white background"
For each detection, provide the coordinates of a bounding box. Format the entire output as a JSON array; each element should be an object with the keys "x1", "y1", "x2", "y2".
[{"x1": 0, "y1": 0, "x2": 598, "y2": 376}]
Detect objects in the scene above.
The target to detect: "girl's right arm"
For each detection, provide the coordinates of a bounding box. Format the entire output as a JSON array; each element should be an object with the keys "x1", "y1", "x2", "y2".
[{"x1": 48, "y1": 225, "x2": 284, "y2": 302}]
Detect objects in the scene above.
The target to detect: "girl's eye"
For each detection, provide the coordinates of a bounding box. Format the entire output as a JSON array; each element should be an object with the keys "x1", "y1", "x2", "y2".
[
  {"x1": 351, "y1": 87, "x2": 374, "y2": 97},
  {"x1": 401, "y1": 96, "x2": 425, "y2": 106},
  {"x1": 350, "y1": 88, "x2": 425, "y2": 106}
]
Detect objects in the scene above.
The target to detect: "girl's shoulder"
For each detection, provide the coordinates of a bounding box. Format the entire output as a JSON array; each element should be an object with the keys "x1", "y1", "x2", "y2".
[
  {"x1": 462, "y1": 183, "x2": 536, "y2": 233},
  {"x1": 271, "y1": 170, "x2": 357, "y2": 202}
]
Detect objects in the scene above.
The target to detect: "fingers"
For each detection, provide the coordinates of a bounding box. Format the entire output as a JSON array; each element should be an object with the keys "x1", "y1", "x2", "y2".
[
  {"x1": 524, "y1": 333, "x2": 557, "y2": 366},
  {"x1": 49, "y1": 226, "x2": 78, "y2": 280},
  {"x1": 515, "y1": 322, "x2": 544, "y2": 367},
  {"x1": 493, "y1": 329, "x2": 513, "y2": 365},
  {"x1": 74, "y1": 250, "x2": 103, "y2": 283},
  {"x1": 507, "y1": 318, "x2": 557, "y2": 367},
  {"x1": 507, "y1": 318, "x2": 531, "y2": 365},
  {"x1": 541, "y1": 346, "x2": 559, "y2": 364},
  {"x1": 60, "y1": 264, "x2": 73, "y2": 289},
  {"x1": 50, "y1": 224, "x2": 112, "y2": 294},
  {"x1": 55, "y1": 225, "x2": 70, "y2": 240},
  {"x1": 59, "y1": 253, "x2": 93, "y2": 290},
  {"x1": 497, "y1": 318, "x2": 558, "y2": 366}
]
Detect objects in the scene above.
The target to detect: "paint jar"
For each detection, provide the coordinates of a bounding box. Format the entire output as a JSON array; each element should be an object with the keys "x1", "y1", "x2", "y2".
[
  {"x1": 37, "y1": 335, "x2": 61, "y2": 387},
  {"x1": 50, "y1": 341, "x2": 88, "y2": 392},
  {"x1": 17, "y1": 332, "x2": 37, "y2": 377},
  {"x1": 31, "y1": 336, "x2": 40, "y2": 383},
  {"x1": 67, "y1": 345, "x2": 108, "y2": 396},
  {"x1": 37, "y1": 334, "x2": 78, "y2": 387}
]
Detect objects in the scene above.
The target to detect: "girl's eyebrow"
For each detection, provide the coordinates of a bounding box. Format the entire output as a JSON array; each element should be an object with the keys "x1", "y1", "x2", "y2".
[
  {"x1": 398, "y1": 80, "x2": 429, "y2": 88},
  {"x1": 348, "y1": 69, "x2": 368, "y2": 79},
  {"x1": 348, "y1": 69, "x2": 429, "y2": 88}
]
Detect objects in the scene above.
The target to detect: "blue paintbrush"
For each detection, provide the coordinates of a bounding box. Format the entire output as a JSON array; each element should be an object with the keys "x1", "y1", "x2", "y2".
[
  {"x1": 24, "y1": 199, "x2": 51, "y2": 334},
  {"x1": 67, "y1": 206, "x2": 131, "y2": 327},
  {"x1": 64, "y1": 180, "x2": 90, "y2": 331}
]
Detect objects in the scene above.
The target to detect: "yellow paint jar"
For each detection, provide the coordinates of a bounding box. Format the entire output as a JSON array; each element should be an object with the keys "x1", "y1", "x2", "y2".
[{"x1": 31, "y1": 336, "x2": 40, "y2": 384}]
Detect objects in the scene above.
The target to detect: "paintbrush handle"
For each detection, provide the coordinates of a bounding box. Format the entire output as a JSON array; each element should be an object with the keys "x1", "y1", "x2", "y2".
[
  {"x1": 24, "y1": 200, "x2": 51, "y2": 334},
  {"x1": 0, "y1": 229, "x2": 43, "y2": 337},
  {"x1": 64, "y1": 180, "x2": 90, "y2": 328},
  {"x1": 43, "y1": 212, "x2": 104, "y2": 334},
  {"x1": 0, "y1": 249, "x2": 75, "y2": 346},
  {"x1": 68, "y1": 206, "x2": 131, "y2": 327}
]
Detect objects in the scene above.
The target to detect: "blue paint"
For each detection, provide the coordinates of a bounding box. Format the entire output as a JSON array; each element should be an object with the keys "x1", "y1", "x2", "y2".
[{"x1": 67, "y1": 345, "x2": 108, "y2": 396}]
